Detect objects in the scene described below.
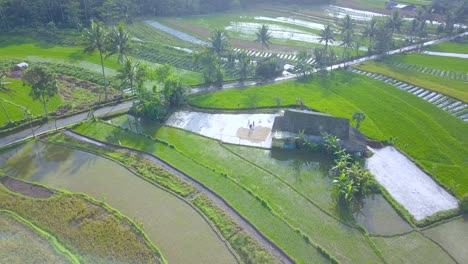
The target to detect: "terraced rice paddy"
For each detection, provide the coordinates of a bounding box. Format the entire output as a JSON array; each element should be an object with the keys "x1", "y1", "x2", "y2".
[
  {"x1": 0, "y1": 141, "x2": 237, "y2": 264},
  {"x1": 425, "y1": 36, "x2": 468, "y2": 54},
  {"x1": 188, "y1": 70, "x2": 468, "y2": 199},
  {"x1": 348, "y1": 68, "x2": 468, "y2": 121},
  {"x1": 354, "y1": 61, "x2": 468, "y2": 103},
  {"x1": 71, "y1": 119, "x2": 467, "y2": 263}
]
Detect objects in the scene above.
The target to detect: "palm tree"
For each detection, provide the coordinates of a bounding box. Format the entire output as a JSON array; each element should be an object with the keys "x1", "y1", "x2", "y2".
[
  {"x1": 352, "y1": 111, "x2": 366, "y2": 130},
  {"x1": 363, "y1": 18, "x2": 378, "y2": 53},
  {"x1": 107, "y1": 22, "x2": 132, "y2": 64},
  {"x1": 386, "y1": 10, "x2": 403, "y2": 34},
  {"x1": 83, "y1": 20, "x2": 109, "y2": 100},
  {"x1": 209, "y1": 28, "x2": 230, "y2": 56},
  {"x1": 319, "y1": 24, "x2": 335, "y2": 52},
  {"x1": 255, "y1": 24, "x2": 271, "y2": 50},
  {"x1": 340, "y1": 15, "x2": 354, "y2": 34},
  {"x1": 406, "y1": 19, "x2": 419, "y2": 43},
  {"x1": 340, "y1": 30, "x2": 354, "y2": 62},
  {"x1": 117, "y1": 58, "x2": 140, "y2": 102}
]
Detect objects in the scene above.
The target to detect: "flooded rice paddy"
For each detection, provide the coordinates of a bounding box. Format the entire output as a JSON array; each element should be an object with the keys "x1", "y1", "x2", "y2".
[{"x1": 0, "y1": 141, "x2": 237, "y2": 264}]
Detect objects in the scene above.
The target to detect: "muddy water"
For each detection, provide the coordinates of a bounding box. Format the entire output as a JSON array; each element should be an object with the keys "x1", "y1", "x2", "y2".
[
  {"x1": 423, "y1": 217, "x2": 468, "y2": 263},
  {"x1": 354, "y1": 194, "x2": 412, "y2": 236},
  {"x1": 0, "y1": 141, "x2": 237, "y2": 264}
]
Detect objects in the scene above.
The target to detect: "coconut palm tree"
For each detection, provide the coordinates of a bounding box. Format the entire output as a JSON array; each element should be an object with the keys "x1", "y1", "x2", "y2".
[
  {"x1": 340, "y1": 15, "x2": 354, "y2": 34},
  {"x1": 363, "y1": 18, "x2": 378, "y2": 53},
  {"x1": 352, "y1": 111, "x2": 366, "y2": 130},
  {"x1": 255, "y1": 24, "x2": 271, "y2": 50},
  {"x1": 209, "y1": 28, "x2": 230, "y2": 56},
  {"x1": 117, "y1": 58, "x2": 140, "y2": 102},
  {"x1": 340, "y1": 30, "x2": 354, "y2": 62},
  {"x1": 107, "y1": 22, "x2": 132, "y2": 64},
  {"x1": 319, "y1": 24, "x2": 335, "y2": 52},
  {"x1": 386, "y1": 10, "x2": 403, "y2": 34},
  {"x1": 83, "y1": 20, "x2": 109, "y2": 100}
]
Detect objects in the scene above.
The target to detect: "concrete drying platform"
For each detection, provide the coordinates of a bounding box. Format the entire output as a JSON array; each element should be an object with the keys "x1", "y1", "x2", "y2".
[{"x1": 166, "y1": 111, "x2": 279, "y2": 148}]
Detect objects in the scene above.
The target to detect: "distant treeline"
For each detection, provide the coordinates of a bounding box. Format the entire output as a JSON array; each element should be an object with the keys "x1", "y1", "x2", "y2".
[{"x1": 0, "y1": 0, "x2": 331, "y2": 30}]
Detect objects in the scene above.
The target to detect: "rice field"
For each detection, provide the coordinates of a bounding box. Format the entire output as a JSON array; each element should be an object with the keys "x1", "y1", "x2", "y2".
[
  {"x1": 0, "y1": 176, "x2": 164, "y2": 264},
  {"x1": 0, "y1": 210, "x2": 75, "y2": 264},
  {"x1": 188, "y1": 70, "x2": 468, "y2": 198}
]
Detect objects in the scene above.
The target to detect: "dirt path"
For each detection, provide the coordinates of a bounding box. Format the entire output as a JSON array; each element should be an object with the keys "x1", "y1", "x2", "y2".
[{"x1": 64, "y1": 130, "x2": 295, "y2": 264}]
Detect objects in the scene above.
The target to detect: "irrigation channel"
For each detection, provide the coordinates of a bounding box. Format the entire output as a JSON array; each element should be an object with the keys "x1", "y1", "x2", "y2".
[{"x1": 0, "y1": 141, "x2": 238, "y2": 264}]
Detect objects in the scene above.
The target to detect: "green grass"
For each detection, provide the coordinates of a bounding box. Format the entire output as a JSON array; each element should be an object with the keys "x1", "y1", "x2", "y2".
[
  {"x1": 74, "y1": 120, "x2": 384, "y2": 263},
  {"x1": 372, "y1": 231, "x2": 455, "y2": 264},
  {"x1": 188, "y1": 70, "x2": 468, "y2": 198},
  {"x1": 0, "y1": 78, "x2": 62, "y2": 126},
  {"x1": 356, "y1": 61, "x2": 468, "y2": 102},
  {"x1": 389, "y1": 53, "x2": 468, "y2": 73},
  {"x1": 73, "y1": 121, "x2": 335, "y2": 264},
  {"x1": 426, "y1": 36, "x2": 468, "y2": 54},
  {"x1": 0, "y1": 177, "x2": 164, "y2": 264},
  {"x1": 0, "y1": 210, "x2": 75, "y2": 264}
]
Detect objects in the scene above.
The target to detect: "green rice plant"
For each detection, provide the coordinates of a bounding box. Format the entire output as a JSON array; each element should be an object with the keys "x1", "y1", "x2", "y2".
[
  {"x1": 0, "y1": 210, "x2": 77, "y2": 264},
  {"x1": 388, "y1": 53, "x2": 468, "y2": 73},
  {"x1": 0, "y1": 178, "x2": 165, "y2": 264},
  {"x1": 425, "y1": 36, "x2": 468, "y2": 54},
  {"x1": 355, "y1": 61, "x2": 468, "y2": 102}
]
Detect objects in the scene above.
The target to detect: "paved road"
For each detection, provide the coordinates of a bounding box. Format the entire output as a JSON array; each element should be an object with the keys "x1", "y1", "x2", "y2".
[
  {"x1": 0, "y1": 101, "x2": 133, "y2": 148},
  {"x1": 1, "y1": 31, "x2": 466, "y2": 148}
]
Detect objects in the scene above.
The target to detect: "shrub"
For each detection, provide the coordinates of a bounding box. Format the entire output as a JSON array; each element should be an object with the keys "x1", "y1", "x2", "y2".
[
  {"x1": 255, "y1": 57, "x2": 282, "y2": 80},
  {"x1": 461, "y1": 194, "x2": 468, "y2": 213}
]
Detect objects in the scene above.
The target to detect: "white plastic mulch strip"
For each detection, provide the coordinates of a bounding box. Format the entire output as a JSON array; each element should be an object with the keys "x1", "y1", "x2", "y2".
[{"x1": 366, "y1": 147, "x2": 459, "y2": 221}]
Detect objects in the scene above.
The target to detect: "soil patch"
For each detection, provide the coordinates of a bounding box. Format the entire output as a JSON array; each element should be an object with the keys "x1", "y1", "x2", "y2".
[
  {"x1": 6, "y1": 69, "x2": 24, "y2": 79},
  {"x1": 0, "y1": 176, "x2": 54, "y2": 199}
]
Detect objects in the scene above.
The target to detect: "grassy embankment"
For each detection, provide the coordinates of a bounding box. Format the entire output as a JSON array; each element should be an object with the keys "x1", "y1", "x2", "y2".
[
  {"x1": 355, "y1": 61, "x2": 468, "y2": 102},
  {"x1": 188, "y1": 70, "x2": 468, "y2": 198},
  {"x1": 425, "y1": 36, "x2": 468, "y2": 54},
  {"x1": 73, "y1": 120, "x2": 386, "y2": 264},
  {"x1": 0, "y1": 175, "x2": 165, "y2": 264},
  {"x1": 0, "y1": 210, "x2": 76, "y2": 264},
  {"x1": 48, "y1": 132, "x2": 281, "y2": 264}
]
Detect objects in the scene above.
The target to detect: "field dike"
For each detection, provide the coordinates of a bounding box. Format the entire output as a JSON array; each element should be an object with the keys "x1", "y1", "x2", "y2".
[
  {"x1": 46, "y1": 131, "x2": 285, "y2": 264},
  {"x1": 69, "y1": 120, "x2": 391, "y2": 263},
  {"x1": 0, "y1": 174, "x2": 166, "y2": 264}
]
